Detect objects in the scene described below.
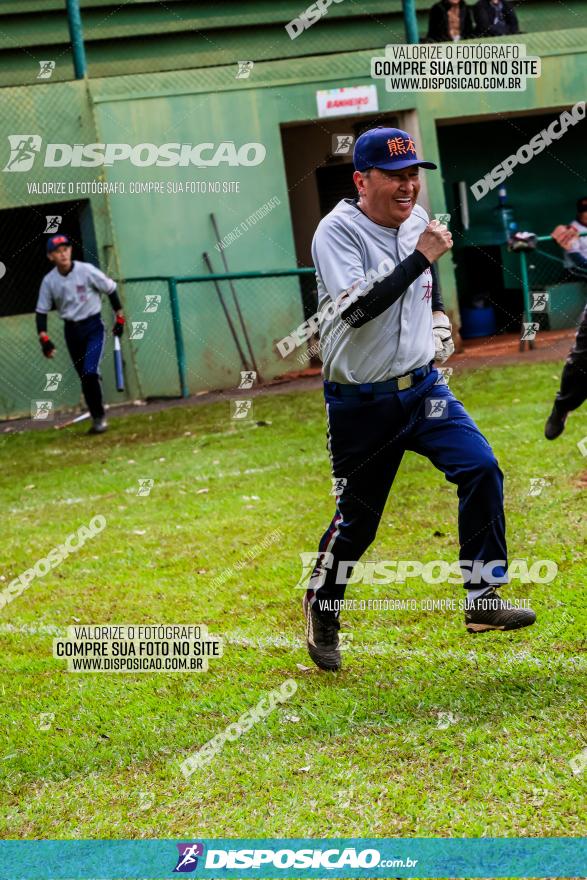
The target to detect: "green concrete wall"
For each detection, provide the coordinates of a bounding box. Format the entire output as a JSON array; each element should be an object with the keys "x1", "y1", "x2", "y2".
[
  {"x1": 2, "y1": 1, "x2": 584, "y2": 87},
  {"x1": 91, "y1": 26, "x2": 585, "y2": 346},
  {"x1": 1, "y1": 26, "x2": 586, "y2": 417}
]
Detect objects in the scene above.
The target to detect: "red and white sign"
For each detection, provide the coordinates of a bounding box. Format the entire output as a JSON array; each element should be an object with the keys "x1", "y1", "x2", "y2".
[{"x1": 316, "y1": 85, "x2": 378, "y2": 118}]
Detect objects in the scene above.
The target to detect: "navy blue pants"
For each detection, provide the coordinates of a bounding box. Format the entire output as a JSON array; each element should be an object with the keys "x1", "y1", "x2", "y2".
[
  {"x1": 309, "y1": 366, "x2": 507, "y2": 607},
  {"x1": 64, "y1": 313, "x2": 106, "y2": 419}
]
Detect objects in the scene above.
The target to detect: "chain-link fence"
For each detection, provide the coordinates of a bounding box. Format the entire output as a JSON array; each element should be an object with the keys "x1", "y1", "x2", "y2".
[
  {"x1": 122, "y1": 269, "x2": 315, "y2": 401},
  {"x1": 0, "y1": 268, "x2": 315, "y2": 420},
  {"x1": 4, "y1": 246, "x2": 585, "y2": 420},
  {"x1": 518, "y1": 234, "x2": 587, "y2": 349},
  {"x1": 0, "y1": 309, "x2": 140, "y2": 423},
  {"x1": 120, "y1": 279, "x2": 179, "y2": 399}
]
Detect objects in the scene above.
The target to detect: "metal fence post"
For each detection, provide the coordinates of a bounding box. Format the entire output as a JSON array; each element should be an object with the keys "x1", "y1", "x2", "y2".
[
  {"x1": 518, "y1": 249, "x2": 535, "y2": 350},
  {"x1": 519, "y1": 249, "x2": 532, "y2": 324},
  {"x1": 65, "y1": 0, "x2": 87, "y2": 79},
  {"x1": 402, "y1": 0, "x2": 420, "y2": 44},
  {"x1": 168, "y1": 278, "x2": 189, "y2": 398}
]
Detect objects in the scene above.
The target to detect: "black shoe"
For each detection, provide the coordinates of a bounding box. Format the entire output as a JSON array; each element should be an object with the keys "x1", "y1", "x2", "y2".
[
  {"x1": 544, "y1": 406, "x2": 567, "y2": 440},
  {"x1": 88, "y1": 417, "x2": 108, "y2": 434},
  {"x1": 465, "y1": 588, "x2": 536, "y2": 633},
  {"x1": 303, "y1": 593, "x2": 341, "y2": 671}
]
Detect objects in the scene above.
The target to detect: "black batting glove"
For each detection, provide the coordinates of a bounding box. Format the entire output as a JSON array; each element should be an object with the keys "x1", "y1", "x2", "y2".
[
  {"x1": 112, "y1": 314, "x2": 125, "y2": 337},
  {"x1": 39, "y1": 333, "x2": 56, "y2": 358}
]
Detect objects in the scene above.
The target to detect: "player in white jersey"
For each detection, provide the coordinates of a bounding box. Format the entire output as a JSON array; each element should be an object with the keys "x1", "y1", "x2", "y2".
[
  {"x1": 35, "y1": 234, "x2": 125, "y2": 434},
  {"x1": 302, "y1": 127, "x2": 536, "y2": 671}
]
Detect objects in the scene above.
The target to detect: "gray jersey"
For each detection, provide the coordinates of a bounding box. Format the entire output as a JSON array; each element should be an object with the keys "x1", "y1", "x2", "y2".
[
  {"x1": 564, "y1": 220, "x2": 587, "y2": 269},
  {"x1": 312, "y1": 198, "x2": 435, "y2": 384},
  {"x1": 36, "y1": 261, "x2": 116, "y2": 322}
]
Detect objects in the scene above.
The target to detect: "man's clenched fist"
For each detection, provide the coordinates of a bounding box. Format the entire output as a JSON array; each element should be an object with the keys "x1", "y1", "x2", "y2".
[
  {"x1": 551, "y1": 225, "x2": 579, "y2": 252},
  {"x1": 416, "y1": 220, "x2": 453, "y2": 264}
]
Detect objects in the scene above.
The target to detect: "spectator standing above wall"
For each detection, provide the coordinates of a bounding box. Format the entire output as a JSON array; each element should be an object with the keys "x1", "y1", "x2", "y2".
[
  {"x1": 473, "y1": 0, "x2": 520, "y2": 36},
  {"x1": 426, "y1": 0, "x2": 475, "y2": 41}
]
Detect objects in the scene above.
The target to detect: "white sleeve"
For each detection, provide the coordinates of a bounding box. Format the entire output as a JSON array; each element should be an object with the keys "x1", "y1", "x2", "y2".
[
  {"x1": 311, "y1": 220, "x2": 368, "y2": 310},
  {"x1": 567, "y1": 238, "x2": 582, "y2": 254},
  {"x1": 35, "y1": 276, "x2": 53, "y2": 313},
  {"x1": 86, "y1": 263, "x2": 116, "y2": 295}
]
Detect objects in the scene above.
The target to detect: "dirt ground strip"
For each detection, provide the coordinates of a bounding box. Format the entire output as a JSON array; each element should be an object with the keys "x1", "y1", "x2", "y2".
[{"x1": 2, "y1": 328, "x2": 576, "y2": 434}]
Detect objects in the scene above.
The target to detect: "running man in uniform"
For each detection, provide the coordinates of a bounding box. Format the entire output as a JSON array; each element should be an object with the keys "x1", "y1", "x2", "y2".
[
  {"x1": 303, "y1": 127, "x2": 536, "y2": 671},
  {"x1": 35, "y1": 234, "x2": 125, "y2": 434}
]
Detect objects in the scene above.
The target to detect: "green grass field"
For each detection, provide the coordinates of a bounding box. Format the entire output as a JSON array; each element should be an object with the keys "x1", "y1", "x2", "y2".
[{"x1": 0, "y1": 362, "x2": 585, "y2": 840}]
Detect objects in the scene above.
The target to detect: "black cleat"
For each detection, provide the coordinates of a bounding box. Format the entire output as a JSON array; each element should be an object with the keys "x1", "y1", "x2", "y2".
[
  {"x1": 303, "y1": 593, "x2": 341, "y2": 671},
  {"x1": 88, "y1": 417, "x2": 108, "y2": 434},
  {"x1": 544, "y1": 406, "x2": 567, "y2": 440},
  {"x1": 465, "y1": 588, "x2": 536, "y2": 633}
]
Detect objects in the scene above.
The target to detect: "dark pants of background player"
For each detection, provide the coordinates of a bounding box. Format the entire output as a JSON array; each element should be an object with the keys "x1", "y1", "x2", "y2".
[
  {"x1": 307, "y1": 365, "x2": 507, "y2": 611},
  {"x1": 553, "y1": 304, "x2": 587, "y2": 416},
  {"x1": 64, "y1": 313, "x2": 106, "y2": 420}
]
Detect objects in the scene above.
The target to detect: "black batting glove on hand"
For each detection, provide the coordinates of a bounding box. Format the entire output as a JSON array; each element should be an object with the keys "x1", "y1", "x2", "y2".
[
  {"x1": 112, "y1": 314, "x2": 125, "y2": 337},
  {"x1": 39, "y1": 333, "x2": 56, "y2": 358}
]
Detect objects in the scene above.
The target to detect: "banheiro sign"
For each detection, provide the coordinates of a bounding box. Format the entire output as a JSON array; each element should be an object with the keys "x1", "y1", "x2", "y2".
[{"x1": 316, "y1": 85, "x2": 378, "y2": 118}]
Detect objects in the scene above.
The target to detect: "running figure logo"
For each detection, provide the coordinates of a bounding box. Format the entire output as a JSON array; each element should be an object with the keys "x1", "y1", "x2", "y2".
[
  {"x1": 528, "y1": 477, "x2": 549, "y2": 497},
  {"x1": 4, "y1": 135, "x2": 42, "y2": 172},
  {"x1": 236, "y1": 61, "x2": 254, "y2": 79},
  {"x1": 173, "y1": 843, "x2": 205, "y2": 873},
  {"x1": 425, "y1": 398, "x2": 448, "y2": 419},
  {"x1": 238, "y1": 370, "x2": 256, "y2": 389},
  {"x1": 130, "y1": 322, "x2": 148, "y2": 340},
  {"x1": 531, "y1": 292, "x2": 549, "y2": 312},
  {"x1": 37, "y1": 61, "x2": 56, "y2": 79},
  {"x1": 332, "y1": 135, "x2": 354, "y2": 155},
  {"x1": 521, "y1": 322, "x2": 540, "y2": 341},
  {"x1": 435, "y1": 367, "x2": 453, "y2": 386},
  {"x1": 31, "y1": 400, "x2": 53, "y2": 420},
  {"x1": 44, "y1": 215, "x2": 62, "y2": 233},
  {"x1": 293, "y1": 550, "x2": 334, "y2": 590},
  {"x1": 231, "y1": 399, "x2": 253, "y2": 419},
  {"x1": 144, "y1": 295, "x2": 161, "y2": 313},
  {"x1": 44, "y1": 373, "x2": 62, "y2": 391}
]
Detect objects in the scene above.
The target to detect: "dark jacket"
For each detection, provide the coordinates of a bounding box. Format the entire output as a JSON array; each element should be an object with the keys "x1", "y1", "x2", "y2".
[
  {"x1": 473, "y1": 0, "x2": 519, "y2": 36},
  {"x1": 426, "y1": 0, "x2": 475, "y2": 42}
]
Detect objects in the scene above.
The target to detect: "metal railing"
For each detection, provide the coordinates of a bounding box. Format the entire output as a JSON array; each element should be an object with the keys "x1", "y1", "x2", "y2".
[{"x1": 123, "y1": 268, "x2": 315, "y2": 398}]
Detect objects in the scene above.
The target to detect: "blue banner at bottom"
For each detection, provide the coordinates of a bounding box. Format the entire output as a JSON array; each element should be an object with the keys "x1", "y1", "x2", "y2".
[{"x1": 2, "y1": 838, "x2": 587, "y2": 879}]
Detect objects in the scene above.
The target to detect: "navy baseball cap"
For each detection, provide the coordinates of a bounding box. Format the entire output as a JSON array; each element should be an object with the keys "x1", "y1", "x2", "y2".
[
  {"x1": 46, "y1": 234, "x2": 71, "y2": 253},
  {"x1": 353, "y1": 127, "x2": 437, "y2": 172}
]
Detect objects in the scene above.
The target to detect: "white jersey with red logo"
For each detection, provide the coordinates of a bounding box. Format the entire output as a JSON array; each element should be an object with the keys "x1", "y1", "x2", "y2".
[
  {"x1": 36, "y1": 260, "x2": 116, "y2": 322},
  {"x1": 312, "y1": 198, "x2": 435, "y2": 384}
]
